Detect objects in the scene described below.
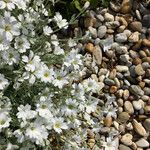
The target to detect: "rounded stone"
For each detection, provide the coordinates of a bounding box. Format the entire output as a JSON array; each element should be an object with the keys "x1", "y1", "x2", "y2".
[
  {"x1": 136, "y1": 138, "x2": 149, "y2": 148},
  {"x1": 143, "y1": 118, "x2": 150, "y2": 131},
  {"x1": 135, "y1": 64, "x2": 145, "y2": 76},
  {"x1": 98, "y1": 25, "x2": 107, "y2": 38},
  {"x1": 120, "y1": 133, "x2": 133, "y2": 146},
  {"x1": 129, "y1": 21, "x2": 142, "y2": 32},
  {"x1": 115, "y1": 33, "x2": 127, "y2": 43},
  {"x1": 124, "y1": 101, "x2": 134, "y2": 114}
]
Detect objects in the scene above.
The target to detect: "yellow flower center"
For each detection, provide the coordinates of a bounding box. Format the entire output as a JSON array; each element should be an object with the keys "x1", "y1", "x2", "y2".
[
  {"x1": 5, "y1": 25, "x2": 11, "y2": 31},
  {"x1": 0, "y1": 119, "x2": 5, "y2": 125}
]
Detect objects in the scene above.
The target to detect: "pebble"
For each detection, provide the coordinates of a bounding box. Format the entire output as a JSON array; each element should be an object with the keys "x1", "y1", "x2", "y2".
[
  {"x1": 110, "y1": 86, "x2": 118, "y2": 93},
  {"x1": 96, "y1": 14, "x2": 104, "y2": 22},
  {"x1": 115, "y1": 33, "x2": 127, "y2": 43},
  {"x1": 93, "y1": 45, "x2": 102, "y2": 65},
  {"x1": 118, "y1": 112, "x2": 130, "y2": 123},
  {"x1": 132, "y1": 101, "x2": 142, "y2": 110},
  {"x1": 135, "y1": 64, "x2": 145, "y2": 76},
  {"x1": 116, "y1": 65, "x2": 129, "y2": 72},
  {"x1": 128, "y1": 32, "x2": 140, "y2": 43},
  {"x1": 143, "y1": 118, "x2": 150, "y2": 131},
  {"x1": 144, "y1": 106, "x2": 150, "y2": 114},
  {"x1": 133, "y1": 119, "x2": 147, "y2": 136},
  {"x1": 120, "y1": 133, "x2": 133, "y2": 146},
  {"x1": 120, "y1": 0, "x2": 132, "y2": 14},
  {"x1": 104, "y1": 116, "x2": 112, "y2": 127},
  {"x1": 110, "y1": 1, "x2": 121, "y2": 12},
  {"x1": 130, "y1": 85, "x2": 144, "y2": 96},
  {"x1": 142, "y1": 14, "x2": 150, "y2": 28},
  {"x1": 88, "y1": 26, "x2": 97, "y2": 38},
  {"x1": 142, "y1": 39, "x2": 150, "y2": 47},
  {"x1": 84, "y1": 17, "x2": 96, "y2": 28},
  {"x1": 98, "y1": 25, "x2": 107, "y2": 38},
  {"x1": 136, "y1": 138, "x2": 149, "y2": 148},
  {"x1": 85, "y1": 43, "x2": 94, "y2": 53},
  {"x1": 104, "y1": 13, "x2": 114, "y2": 22},
  {"x1": 124, "y1": 101, "x2": 134, "y2": 114},
  {"x1": 119, "y1": 144, "x2": 132, "y2": 150},
  {"x1": 129, "y1": 21, "x2": 142, "y2": 32}
]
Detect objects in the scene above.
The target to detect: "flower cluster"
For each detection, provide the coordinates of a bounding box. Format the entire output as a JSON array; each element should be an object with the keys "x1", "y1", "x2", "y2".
[{"x1": 0, "y1": 0, "x2": 108, "y2": 149}]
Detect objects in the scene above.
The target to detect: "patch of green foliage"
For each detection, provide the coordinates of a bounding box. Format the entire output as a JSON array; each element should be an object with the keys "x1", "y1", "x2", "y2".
[{"x1": 54, "y1": 0, "x2": 111, "y2": 19}]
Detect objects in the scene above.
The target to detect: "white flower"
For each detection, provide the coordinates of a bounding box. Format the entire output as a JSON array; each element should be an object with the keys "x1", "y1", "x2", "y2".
[
  {"x1": 0, "y1": 112, "x2": 11, "y2": 132},
  {"x1": 83, "y1": 113, "x2": 94, "y2": 125},
  {"x1": 53, "y1": 70, "x2": 68, "y2": 88},
  {"x1": 6, "y1": 142, "x2": 19, "y2": 150},
  {"x1": 82, "y1": 78, "x2": 100, "y2": 93},
  {"x1": 2, "y1": 48, "x2": 20, "y2": 65},
  {"x1": 43, "y1": 26, "x2": 53, "y2": 36},
  {"x1": 14, "y1": 129, "x2": 25, "y2": 143},
  {"x1": 102, "y1": 137, "x2": 117, "y2": 150},
  {"x1": 22, "y1": 51, "x2": 41, "y2": 72},
  {"x1": 25, "y1": 123, "x2": 48, "y2": 145},
  {"x1": 36, "y1": 101, "x2": 53, "y2": 119},
  {"x1": 17, "y1": 104, "x2": 37, "y2": 121},
  {"x1": 53, "y1": 46, "x2": 64, "y2": 55},
  {"x1": 0, "y1": 32, "x2": 9, "y2": 51},
  {"x1": 15, "y1": 0, "x2": 27, "y2": 10},
  {"x1": 37, "y1": 67, "x2": 54, "y2": 83},
  {"x1": 0, "y1": 11, "x2": 20, "y2": 41},
  {"x1": 62, "y1": 98, "x2": 78, "y2": 117},
  {"x1": 51, "y1": 34, "x2": 59, "y2": 46},
  {"x1": 0, "y1": 74, "x2": 9, "y2": 90},
  {"x1": 52, "y1": 117, "x2": 68, "y2": 133},
  {"x1": 0, "y1": 0, "x2": 15, "y2": 10},
  {"x1": 54, "y1": 12, "x2": 68, "y2": 29},
  {"x1": 68, "y1": 38, "x2": 77, "y2": 47},
  {"x1": 14, "y1": 36, "x2": 30, "y2": 53},
  {"x1": 103, "y1": 105, "x2": 117, "y2": 119}
]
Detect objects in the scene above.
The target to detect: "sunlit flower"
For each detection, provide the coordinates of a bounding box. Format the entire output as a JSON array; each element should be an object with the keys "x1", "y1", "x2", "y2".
[
  {"x1": 43, "y1": 26, "x2": 53, "y2": 36},
  {"x1": 102, "y1": 137, "x2": 117, "y2": 150},
  {"x1": 0, "y1": 0, "x2": 15, "y2": 10},
  {"x1": 0, "y1": 74, "x2": 9, "y2": 90}
]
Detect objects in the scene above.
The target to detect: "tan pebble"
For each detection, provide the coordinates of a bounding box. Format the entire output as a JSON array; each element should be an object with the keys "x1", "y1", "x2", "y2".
[
  {"x1": 104, "y1": 116, "x2": 112, "y2": 127},
  {"x1": 128, "y1": 32, "x2": 140, "y2": 43},
  {"x1": 123, "y1": 89, "x2": 130, "y2": 100},
  {"x1": 142, "y1": 39, "x2": 150, "y2": 47},
  {"x1": 107, "y1": 29, "x2": 114, "y2": 34},
  {"x1": 143, "y1": 118, "x2": 150, "y2": 131},
  {"x1": 133, "y1": 58, "x2": 142, "y2": 65},
  {"x1": 139, "y1": 81, "x2": 145, "y2": 88},
  {"x1": 118, "y1": 107, "x2": 123, "y2": 113},
  {"x1": 118, "y1": 17, "x2": 128, "y2": 27},
  {"x1": 91, "y1": 74, "x2": 98, "y2": 82},
  {"x1": 118, "y1": 112, "x2": 130, "y2": 123},
  {"x1": 139, "y1": 50, "x2": 147, "y2": 58},
  {"x1": 114, "y1": 78, "x2": 120, "y2": 88},
  {"x1": 87, "y1": 129, "x2": 95, "y2": 138},
  {"x1": 88, "y1": 142, "x2": 95, "y2": 149},
  {"x1": 120, "y1": 133, "x2": 133, "y2": 146},
  {"x1": 144, "y1": 48, "x2": 150, "y2": 57},
  {"x1": 135, "y1": 64, "x2": 145, "y2": 76},
  {"x1": 123, "y1": 29, "x2": 132, "y2": 37},
  {"x1": 124, "y1": 101, "x2": 134, "y2": 114},
  {"x1": 109, "y1": 69, "x2": 117, "y2": 79},
  {"x1": 104, "y1": 13, "x2": 114, "y2": 22},
  {"x1": 85, "y1": 43, "x2": 94, "y2": 53},
  {"x1": 120, "y1": 0, "x2": 132, "y2": 14},
  {"x1": 117, "y1": 25, "x2": 126, "y2": 33},
  {"x1": 93, "y1": 45, "x2": 102, "y2": 65},
  {"x1": 88, "y1": 139, "x2": 95, "y2": 143},
  {"x1": 84, "y1": 17, "x2": 96, "y2": 28},
  {"x1": 144, "y1": 106, "x2": 150, "y2": 114},
  {"x1": 110, "y1": 86, "x2": 117, "y2": 93},
  {"x1": 136, "y1": 138, "x2": 150, "y2": 148},
  {"x1": 133, "y1": 119, "x2": 147, "y2": 136},
  {"x1": 119, "y1": 124, "x2": 126, "y2": 133},
  {"x1": 113, "y1": 121, "x2": 119, "y2": 130},
  {"x1": 129, "y1": 21, "x2": 142, "y2": 32},
  {"x1": 142, "y1": 57, "x2": 150, "y2": 63},
  {"x1": 131, "y1": 142, "x2": 137, "y2": 150}
]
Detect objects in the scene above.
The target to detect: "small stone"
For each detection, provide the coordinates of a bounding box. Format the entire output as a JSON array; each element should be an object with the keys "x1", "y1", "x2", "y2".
[
  {"x1": 128, "y1": 32, "x2": 140, "y2": 43},
  {"x1": 142, "y1": 39, "x2": 150, "y2": 47},
  {"x1": 115, "y1": 33, "x2": 127, "y2": 43},
  {"x1": 104, "y1": 13, "x2": 114, "y2": 22},
  {"x1": 93, "y1": 45, "x2": 102, "y2": 65},
  {"x1": 126, "y1": 122, "x2": 133, "y2": 130},
  {"x1": 116, "y1": 65, "x2": 129, "y2": 72},
  {"x1": 135, "y1": 64, "x2": 145, "y2": 76},
  {"x1": 130, "y1": 85, "x2": 144, "y2": 96},
  {"x1": 121, "y1": 133, "x2": 133, "y2": 146},
  {"x1": 144, "y1": 106, "x2": 150, "y2": 114},
  {"x1": 123, "y1": 90, "x2": 130, "y2": 100},
  {"x1": 85, "y1": 43, "x2": 94, "y2": 53},
  {"x1": 142, "y1": 57, "x2": 150, "y2": 63},
  {"x1": 110, "y1": 86, "x2": 117, "y2": 93},
  {"x1": 98, "y1": 25, "x2": 107, "y2": 38},
  {"x1": 133, "y1": 58, "x2": 142, "y2": 65},
  {"x1": 118, "y1": 112, "x2": 130, "y2": 123},
  {"x1": 96, "y1": 14, "x2": 104, "y2": 22},
  {"x1": 104, "y1": 116, "x2": 112, "y2": 127},
  {"x1": 110, "y1": 1, "x2": 121, "y2": 12},
  {"x1": 136, "y1": 138, "x2": 149, "y2": 148},
  {"x1": 115, "y1": 46, "x2": 128, "y2": 54},
  {"x1": 131, "y1": 142, "x2": 137, "y2": 150},
  {"x1": 84, "y1": 17, "x2": 96, "y2": 28},
  {"x1": 124, "y1": 101, "x2": 134, "y2": 114},
  {"x1": 132, "y1": 101, "x2": 142, "y2": 110},
  {"x1": 120, "y1": 0, "x2": 132, "y2": 14},
  {"x1": 123, "y1": 29, "x2": 132, "y2": 37},
  {"x1": 136, "y1": 10, "x2": 142, "y2": 20},
  {"x1": 133, "y1": 119, "x2": 147, "y2": 136},
  {"x1": 88, "y1": 26, "x2": 97, "y2": 38},
  {"x1": 129, "y1": 21, "x2": 142, "y2": 32},
  {"x1": 119, "y1": 144, "x2": 132, "y2": 150},
  {"x1": 117, "y1": 25, "x2": 126, "y2": 33},
  {"x1": 142, "y1": 15, "x2": 150, "y2": 28},
  {"x1": 104, "y1": 78, "x2": 115, "y2": 85},
  {"x1": 87, "y1": 129, "x2": 95, "y2": 139},
  {"x1": 143, "y1": 118, "x2": 150, "y2": 131}
]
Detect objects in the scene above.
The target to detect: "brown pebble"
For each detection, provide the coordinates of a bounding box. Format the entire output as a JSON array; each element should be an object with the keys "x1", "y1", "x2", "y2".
[
  {"x1": 110, "y1": 86, "x2": 117, "y2": 93},
  {"x1": 104, "y1": 116, "x2": 112, "y2": 127},
  {"x1": 129, "y1": 21, "x2": 142, "y2": 32},
  {"x1": 142, "y1": 57, "x2": 150, "y2": 63},
  {"x1": 139, "y1": 81, "x2": 145, "y2": 88},
  {"x1": 132, "y1": 40, "x2": 142, "y2": 50},
  {"x1": 120, "y1": 0, "x2": 132, "y2": 14},
  {"x1": 84, "y1": 17, "x2": 96, "y2": 28},
  {"x1": 85, "y1": 43, "x2": 94, "y2": 53},
  {"x1": 133, "y1": 58, "x2": 142, "y2": 65},
  {"x1": 142, "y1": 39, "x2": 150, "y2": 47}
]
